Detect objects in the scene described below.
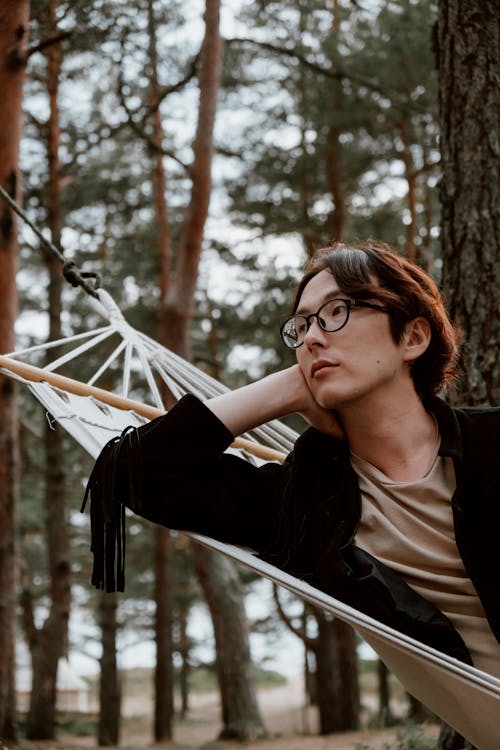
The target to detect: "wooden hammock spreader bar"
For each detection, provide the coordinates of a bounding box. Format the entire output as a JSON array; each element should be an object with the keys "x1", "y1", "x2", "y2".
[{"x1": 0, "y1": 355, "x2": 287, "y2": 464}]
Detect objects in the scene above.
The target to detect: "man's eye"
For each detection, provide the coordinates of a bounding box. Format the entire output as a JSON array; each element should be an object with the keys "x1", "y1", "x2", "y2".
[{"x1": 329, "y1": 303, "x2": 346, "y2": 316}]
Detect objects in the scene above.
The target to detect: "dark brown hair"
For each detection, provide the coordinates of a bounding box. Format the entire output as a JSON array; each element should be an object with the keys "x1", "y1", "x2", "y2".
[{"x1": 292, "y1": 240, "x2": 460, "y2": 397}]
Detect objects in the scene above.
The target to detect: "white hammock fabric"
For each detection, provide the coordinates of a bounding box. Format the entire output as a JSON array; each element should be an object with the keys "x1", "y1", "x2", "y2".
[{"x1": 2, "y1": 289, "x2": 499, "y2": 749}]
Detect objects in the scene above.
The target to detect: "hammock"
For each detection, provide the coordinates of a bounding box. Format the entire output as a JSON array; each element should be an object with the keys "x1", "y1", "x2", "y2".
[{"x1": 2, "y1": 288, "x2": 499, "y2": 750}]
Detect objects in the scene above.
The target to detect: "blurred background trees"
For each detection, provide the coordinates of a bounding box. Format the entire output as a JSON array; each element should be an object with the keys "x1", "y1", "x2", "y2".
[{"x1": 0, "y1": 0, "x2": 498, "y2": 747}]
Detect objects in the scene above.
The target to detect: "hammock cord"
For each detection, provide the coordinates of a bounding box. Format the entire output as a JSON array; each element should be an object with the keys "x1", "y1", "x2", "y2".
[{"x1": 0, "y1": 184, "x2": 101, "y2": 299}]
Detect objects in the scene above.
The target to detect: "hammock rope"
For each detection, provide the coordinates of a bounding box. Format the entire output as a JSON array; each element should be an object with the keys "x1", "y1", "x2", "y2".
[{"x1": 0, "y1": 184, "x2": 101, "y2": 298}]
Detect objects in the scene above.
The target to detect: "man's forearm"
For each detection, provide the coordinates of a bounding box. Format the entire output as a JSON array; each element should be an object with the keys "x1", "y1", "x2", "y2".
[{"x1": 205, "y1": 366, "x2": 304, "y2": 436}]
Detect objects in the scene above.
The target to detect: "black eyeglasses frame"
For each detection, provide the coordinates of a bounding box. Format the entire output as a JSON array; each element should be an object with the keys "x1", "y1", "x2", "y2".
[{"x1": 280, "y1": 298, "x2": 391, "y2": 349}]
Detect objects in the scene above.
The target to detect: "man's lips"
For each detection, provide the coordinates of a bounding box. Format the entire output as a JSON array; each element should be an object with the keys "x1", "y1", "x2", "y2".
[{"x1": 311, "y1": 360, "x2": 339, "y2": 378}]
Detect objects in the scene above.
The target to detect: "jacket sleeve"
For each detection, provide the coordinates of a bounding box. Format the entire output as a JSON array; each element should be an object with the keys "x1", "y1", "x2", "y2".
[{"x1": 82, "y1": 393, "x2": 289, "y2": 592}]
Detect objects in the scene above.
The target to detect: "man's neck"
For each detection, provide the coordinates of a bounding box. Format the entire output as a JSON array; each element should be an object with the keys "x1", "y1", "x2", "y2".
[{"x1": 338, "y1": 387, "x2": 438, "y2": 482}]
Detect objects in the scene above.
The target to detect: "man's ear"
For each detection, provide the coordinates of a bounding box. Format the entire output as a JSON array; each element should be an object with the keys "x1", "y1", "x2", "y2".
[{"x1": 402, "y1": 317, "x2": 431, "y2": 362}]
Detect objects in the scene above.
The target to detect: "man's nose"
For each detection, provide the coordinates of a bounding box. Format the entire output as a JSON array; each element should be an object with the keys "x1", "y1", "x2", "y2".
[{"x1": 303, "y1": 315, "x2": 326, "y2": 346}]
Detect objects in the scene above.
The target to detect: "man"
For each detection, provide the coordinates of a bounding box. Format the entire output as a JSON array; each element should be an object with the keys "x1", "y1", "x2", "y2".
[{"x1": 85, "y1": 240, "x2": 500, "y2": 680}]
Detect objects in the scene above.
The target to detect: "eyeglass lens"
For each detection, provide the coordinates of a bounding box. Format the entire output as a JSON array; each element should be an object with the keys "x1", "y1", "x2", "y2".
[{"x1": 281, "y1": 299, "x2": 349, "y2": 348}]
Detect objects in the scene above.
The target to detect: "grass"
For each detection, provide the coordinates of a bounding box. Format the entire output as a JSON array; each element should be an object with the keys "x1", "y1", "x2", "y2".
[{"x1": 356, "y1": 722, "x2": 438, "y2": 750}]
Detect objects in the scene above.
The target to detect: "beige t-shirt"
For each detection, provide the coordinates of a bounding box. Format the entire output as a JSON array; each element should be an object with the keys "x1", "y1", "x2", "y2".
[{"x1": 351, "y1": 450, "x2": 500, "y2": 678}]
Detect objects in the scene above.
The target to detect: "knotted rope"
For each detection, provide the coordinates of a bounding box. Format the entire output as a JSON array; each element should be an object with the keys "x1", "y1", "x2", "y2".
[{"x1": 0, "y1": 184, "x2": 101, "y2": 298}]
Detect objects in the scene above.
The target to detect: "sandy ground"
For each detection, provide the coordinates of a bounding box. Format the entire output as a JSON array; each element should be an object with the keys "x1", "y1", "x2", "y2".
[
  {"x1": 152, "y1": 681, "x2": 424, "y2": 749},
  {"x1": 12, "y1": 677, "x2": 439, "y2": 750},
  {"x1": 163, "y1": 679, "x2": 437, "y2": 749}
]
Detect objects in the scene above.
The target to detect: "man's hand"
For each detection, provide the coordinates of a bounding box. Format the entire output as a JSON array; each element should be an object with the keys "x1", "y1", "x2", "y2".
[{"x1": 205, "y1": 364, "x2": 344, "y2": 440}]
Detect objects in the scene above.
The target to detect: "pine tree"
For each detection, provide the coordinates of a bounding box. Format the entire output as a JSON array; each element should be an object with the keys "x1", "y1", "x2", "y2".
[{"x1": 0, "y1": 1, "x2": 30, "y2": 739}]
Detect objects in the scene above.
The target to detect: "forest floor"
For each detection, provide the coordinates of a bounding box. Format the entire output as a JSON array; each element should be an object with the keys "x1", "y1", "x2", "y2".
[{"x1": 10, "y1": 674, "x2": 440, "y2": 750}]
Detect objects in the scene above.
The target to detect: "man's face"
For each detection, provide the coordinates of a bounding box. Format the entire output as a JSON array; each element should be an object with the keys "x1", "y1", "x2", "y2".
[{"x1": 295, "y1": 269, "x2": 411, "y2": 410}]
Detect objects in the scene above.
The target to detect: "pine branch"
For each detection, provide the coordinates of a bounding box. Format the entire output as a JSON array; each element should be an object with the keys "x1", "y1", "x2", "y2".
[
  {"x1": 157, "y1": 50, "x2": 201, "y2": 105},
  {"x1": 116, "y1": 41, "x2": 192, "y2": 174},
  {"x1": 215, "y1": 144, "x2": 246, "y2": 160},
  {"x1": 226, "y1": 36, "x2": 427, "y2": 115},
  {"x1": 26, "y1": 30, "x2": 72, "y2": 60},
  {"x1": 272, "y1": 584, "x2": 317, "y2": 651},
  {"x1": 119, "y1": 85, "x2": 192, "y2": 172}
]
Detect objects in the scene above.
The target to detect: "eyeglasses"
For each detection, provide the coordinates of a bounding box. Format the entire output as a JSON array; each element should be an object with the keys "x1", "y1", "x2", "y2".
[{"x1": 280, "y1": 298, "x2": 390, "y2": 349}]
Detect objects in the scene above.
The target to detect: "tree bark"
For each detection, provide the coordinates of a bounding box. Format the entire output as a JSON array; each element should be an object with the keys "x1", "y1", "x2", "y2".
[
  {"x1": 26, "y1": 4, "x2": 71, "y2": 738},
  {"x1": 98, "y1": 591, "x2": 121, "y2": 746},
  {"x1": 193, "y1": 546, "x2": 266, "y2": 740},
  {"x1": 437, "y1": 2, "x2": 499, "y2": 748},
  {"x1": 148, "y1": 0, "x2": 172, "y2": 306},
  {"x1": 376, "y1": 659, "x2": 395, "y2": 727},
  {"x1": 326, "y1": 121, "x2": 346, "y2": 244},
  {"x1": 153, "y1": 527, "x2": 174, "y2": 740},
  {"x1": 0, "y1": 1, "x2": 29, "y2": 740},
  {"x1": 313, "y1": 612, "x2": 339, "y2": 734},
  {"x1": 315, "y1": 611, "x2": 360, "y2": 733},
  {"x1": 274, "y1": 589, "x2": 360, "y2": 733},
  {"x1": 325, "y1": 6, "x2": 346, "y2": 245},
  {"x1": 159, "y1": 0, "x2": 223, "y2": 359},
  {"x1": 438, "y1": 723, "x2": 475, "y2": 750},
  {"x1": 397, "y1": 118, "x2": 417, "y2": 263},
  {"x1": 419, "y1": 140, "x2": 434, "y2": 272},
  {"x1": 437, "y1": 0, "x2": 500, "y2": 407},
  {"x1": 407, "y1": 691, "x2": 435, "y2": 723},
  {"x1": 147, "y1": 0, "x2": 175, "y2": 739},
  {"x1": 296, "y1": 27, "x2": 318, "y2": 259},
  {"x1": 177, "y1": 600, "x2": 191, "y2": 718}
]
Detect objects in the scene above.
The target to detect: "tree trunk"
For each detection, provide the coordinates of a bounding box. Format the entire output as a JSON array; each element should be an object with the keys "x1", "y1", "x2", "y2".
[
  {"x1": 0, "y1": 1, "x2": 29, "y2": 740},
  {"x1": 334, "y1": 618, "x2": 360, "y2": 729},
  {"x1": 148, "y1": 0, "x2": 172, "y2": 305},
  {"x1": 397, "y1": 118, "x2": 417, "y2": 263},
  {"x1": 314, "y1": 612, "x2": 338, "y2": 734},
  {"x1": 437, "y1": 0, "x2": 500, "y2": 407},
  {"x1": 193, "y1": 545, "x2": 266, "y2": 740},
  {"x1": 418, "y1": 138, "x2": 434, "y2": 272},
  {"x1": 26, "y1": 6, "x2": 71, "y2": 737},
  {"x1": 273, "y1": 588, "x2": 360, "y2": 733},
  {"x1": 159, "y1": 0, "x2": 223, "y2": 359},
  {"x1": 98, "y1": 592, "x2": 121, "y2": 746},
  {"x1": 325, "y1": 7, "x2": 346, "y2": 245},
  {"x1": 436, "y1": 3, "x2": 498, "y2": 748},
  {"x1": 314, "y1": 611, "x2": 359, "y2": 733},
  {"x1": 147, "y1": 0, "x2": 175, "y2": 738},
  {"x1": 177, "y1": 601, "x2": 191, "y2": 718},
  {"x1": 326, "y1": 122, "x2": 346, "y2": 244},
  {"x1": 376, "y1": 659, "x2": 395, "y2": 727},
  {"x1": 438, "y1": 724, "x2": 475, "y2": 750},
  {"x1": 296, "y1": 41, "x2": 318, "y2": 259},
  {"x1": 303, "y1": 604, "x2": 315, "y2": 708},
  {"x1": 407, "y1": 691, "x2": 435, "y2": 723},
  {"x1": 153, "y1": 527, "x2": 174, "y2": 740},
  {"x1": 27, "y1": 362, "x2": 70, "y2": 741}
]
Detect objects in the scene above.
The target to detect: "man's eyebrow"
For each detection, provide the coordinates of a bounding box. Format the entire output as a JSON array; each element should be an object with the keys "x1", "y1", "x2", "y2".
[{"x1": 296, "y1": 289, "x2": 345, "y2": 315}]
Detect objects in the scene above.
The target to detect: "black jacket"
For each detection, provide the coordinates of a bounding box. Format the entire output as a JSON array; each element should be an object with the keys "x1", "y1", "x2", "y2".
[{"x1": 84, "y1": 393, "x2": 500, "y2": 666}]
